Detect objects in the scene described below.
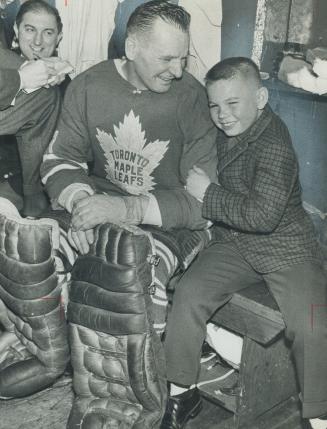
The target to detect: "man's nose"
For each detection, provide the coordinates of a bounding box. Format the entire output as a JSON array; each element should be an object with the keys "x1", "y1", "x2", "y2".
[
  {"x1": 169, "y1": 60, "x2": 183, "y2": 78},
  {"x1": 33, "y1": 32, "x2": 43, "y2": 45}
]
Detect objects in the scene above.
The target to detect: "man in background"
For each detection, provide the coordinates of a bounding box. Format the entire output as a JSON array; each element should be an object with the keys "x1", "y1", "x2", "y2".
[{"x1": 0, "y1": 0, "x2": 70, "y2": 217}]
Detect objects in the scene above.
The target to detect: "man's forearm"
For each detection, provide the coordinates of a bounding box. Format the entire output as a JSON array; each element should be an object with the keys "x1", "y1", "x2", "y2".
[
  {"x1": 0, "y1": 68, "x2": 21, "y2": 109},
  {"x1": 58, "y1": 184, "x2": 95, "y2": 212},
  {"x1": 0, "y1": 47, "x2": 24, "y2": 108},
  {"x1": 0, "y1": 46, "x2": 24, "y2": 69},
  {"x1": 155, "y1": 188, "x2": 209, "y2": 231}
]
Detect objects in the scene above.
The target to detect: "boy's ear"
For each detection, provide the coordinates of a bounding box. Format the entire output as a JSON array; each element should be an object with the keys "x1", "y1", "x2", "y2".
[
  {"x1": 125, "y1": 35, "x2": 138, "y2": 61},
  {"x1": 256, "y1": 86, "x2": 269, "y2": 109}
]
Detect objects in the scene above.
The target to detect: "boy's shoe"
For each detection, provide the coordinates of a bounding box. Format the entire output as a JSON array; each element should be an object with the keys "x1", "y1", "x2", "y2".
[
  {"x1": 200, "y1": 340, "x2": 217, "y2": 364},
  {"x1": 309, "y1": 415, "x2": 327, "y2": 429},
  {"x1": 160, "y1": 388, "x2": 202, "y2": 429}
]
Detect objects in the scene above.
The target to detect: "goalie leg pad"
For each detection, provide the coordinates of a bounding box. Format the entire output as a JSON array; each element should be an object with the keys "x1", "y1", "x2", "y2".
[
  {"x1": 0, "y1": 202, "x2": 70, "y2": 398},
  {"x1": 67, "y1": 223, "x2": 167, "y2": 429}
]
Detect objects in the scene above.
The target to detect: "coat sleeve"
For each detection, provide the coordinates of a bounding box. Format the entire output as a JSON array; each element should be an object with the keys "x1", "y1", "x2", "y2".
[
  {"x1": 154, "y1": 79, "x2": 218, "y2": 230},
  {"x1": 203, "y1": 127, "x2": 298, "y2": 233},
  {"x1": 0, "y1": 48, "x2": 23, "y2": 110}
]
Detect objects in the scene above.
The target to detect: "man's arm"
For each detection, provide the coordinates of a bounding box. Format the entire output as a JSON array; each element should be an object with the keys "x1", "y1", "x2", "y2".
[
  {"x1": 153, "y1": 77, "x2": 218, "y2": 230},
  {"x1": 0, "y1": 47, "x2": 70, "y2": 110},
  {"x1": 41, "y1": 77, "x2": 96, "y2": 204},
  {"x1": 0, "y1": 68, "x2": 21, "y2": 109},
  {"x1": 0, "y1": 45, "x2": 23, "y2": 69},
  {"x1": 0, "y1": 46, "x2": 24, "y2": 109}
]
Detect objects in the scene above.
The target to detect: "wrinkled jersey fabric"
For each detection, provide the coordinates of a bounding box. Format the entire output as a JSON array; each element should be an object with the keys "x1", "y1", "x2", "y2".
[{"x1": 42, "y1": 59, "x2": 217, "y2": 231}]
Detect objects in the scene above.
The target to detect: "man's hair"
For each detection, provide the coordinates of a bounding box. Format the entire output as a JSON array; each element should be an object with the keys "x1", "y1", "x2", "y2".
[
  {"x1": 206, "y1": 57, "x2": 262, "y2": 86},
  {"x1": 126, "y1": 0, "x2": 190, "y2": 37},
  {"x1": 15, "y1": 0, "x2": 63, "y2": 33}
]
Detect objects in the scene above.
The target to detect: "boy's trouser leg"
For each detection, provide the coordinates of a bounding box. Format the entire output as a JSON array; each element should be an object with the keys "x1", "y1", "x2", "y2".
[
  {"x1": 67, "y1": 223, "x2": 171, "y2": 429},
  {"x1": 0, "y1": 87, "x2": 61, "y2": 216},
  {"x1": 0, "y1": 198, "x2": 70, "y2": 398},
  {"x1": 264, "y1": 263, "x2": 327, "y2": 419},
  {"x1": 164, "y1": 242, "x2": 261, "y2": 386}
]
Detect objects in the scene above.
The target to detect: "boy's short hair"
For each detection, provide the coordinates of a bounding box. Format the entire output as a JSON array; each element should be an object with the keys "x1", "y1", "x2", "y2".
[
  {"x1": 206, "y1": 57, "x2": 262, "y2": 87},
  {"x1": 16, "y1": 0, "x2": 63, "y2": 33},
  {"x1": 126, "y1": 0, "x2": 190, "y2": 37}
]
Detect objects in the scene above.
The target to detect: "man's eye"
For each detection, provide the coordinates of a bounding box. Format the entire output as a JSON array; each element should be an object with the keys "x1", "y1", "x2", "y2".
[
  {"x1": 45, "y1": 31, "x2": 54, "y2": 36},
  {"x1": 229, "y1": 101, "x2": 238, "y2": 105},
  {"x1": 25, "y1": 27, "x2": 34, "y2": 32}
]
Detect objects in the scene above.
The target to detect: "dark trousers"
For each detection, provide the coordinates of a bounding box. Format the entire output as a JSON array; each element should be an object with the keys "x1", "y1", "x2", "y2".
[
  {"x1": 0, "y1": 86, "x2": 61, "y2": 196},
  {"x1": 164, "y1": 241, "x2": 327, "y2": 419}
]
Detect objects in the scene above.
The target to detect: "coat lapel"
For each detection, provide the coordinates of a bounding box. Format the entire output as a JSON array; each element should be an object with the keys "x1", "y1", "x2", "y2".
[
  {"x1": 218, "y1": 136, "x2": 248, "y2": 173},
  {"x1": 217, "y1": 105, "x2": 274, "y2": 174}
]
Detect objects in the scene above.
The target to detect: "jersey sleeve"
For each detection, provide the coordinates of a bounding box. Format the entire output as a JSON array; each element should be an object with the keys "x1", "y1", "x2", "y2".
[
  {"x1": 41, "y1": 75, "x2": 95, "y2": 204},
  {"x1": 154, "y1": 78, "x2": 218, "y2": 230}
]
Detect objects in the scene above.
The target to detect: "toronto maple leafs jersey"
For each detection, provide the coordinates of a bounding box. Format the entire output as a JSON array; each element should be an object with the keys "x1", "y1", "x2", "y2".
[{"x1": 41, "y1": 60, "x2": 218, "y2": 230}]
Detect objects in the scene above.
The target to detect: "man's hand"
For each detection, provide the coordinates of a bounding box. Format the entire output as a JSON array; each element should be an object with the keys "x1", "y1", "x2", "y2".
[
  {"x1": 42, "y1": 57, "x2": 73, "y2": 86},
  {"x1": 18, "y1": 60, "x2": 57, "y2": 90},
  {"x1": 68, "y1": 228, "x2": 94, "y2": 255},
  {"x1": 186, "y1": 166, "x2": 211, "y2": 202},
  {"x1": 71, "y1": 194, "x2": 126, "y2": 231}
]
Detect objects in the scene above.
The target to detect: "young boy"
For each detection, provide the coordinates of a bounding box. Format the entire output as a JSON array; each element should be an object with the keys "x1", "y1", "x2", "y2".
[{"x1": 161, "y1": 57, "x2": 327, "y2": 429}]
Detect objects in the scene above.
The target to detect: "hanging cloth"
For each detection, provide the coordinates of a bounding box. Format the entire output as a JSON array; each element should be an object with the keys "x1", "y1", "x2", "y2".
[
  {"x1": 56, "y1": 0, "x2": 118, "y2": 78},
  {"x1": 179, "y1": 0, "x2": 222, "y2": 84}
]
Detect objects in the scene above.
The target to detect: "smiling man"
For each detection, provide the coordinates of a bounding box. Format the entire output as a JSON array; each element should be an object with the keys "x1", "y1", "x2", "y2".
[
  {"x1": 0, "y1": 0, "x2": 71, "y2": 217},
  {"x1": 123, "y1": 15, "x2": 188, "y2": 93},
  {"x1": 14, "y1": 0, "x2": 62, "y2": 60},
  {"x1": 41, "y1": 0, "x2": 217, "y2": 250},
  {"x1": 38, "y1": 1, "x2": 217, "y2": 426}
]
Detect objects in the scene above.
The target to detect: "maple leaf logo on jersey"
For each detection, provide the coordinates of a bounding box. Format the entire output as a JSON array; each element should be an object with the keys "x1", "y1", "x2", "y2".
[{"x1": 96, "y1": 110, "x2": 169, "y2": 195}]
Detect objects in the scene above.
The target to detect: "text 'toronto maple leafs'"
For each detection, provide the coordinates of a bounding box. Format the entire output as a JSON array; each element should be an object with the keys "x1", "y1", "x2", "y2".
[{"x1": 96, "y1": 110, "x2": 169, "y2": 195}]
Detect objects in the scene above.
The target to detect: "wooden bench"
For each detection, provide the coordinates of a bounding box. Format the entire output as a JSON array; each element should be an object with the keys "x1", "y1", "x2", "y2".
[{"x1": 197, "y1": 282, "x2": 301, "y2": 429}]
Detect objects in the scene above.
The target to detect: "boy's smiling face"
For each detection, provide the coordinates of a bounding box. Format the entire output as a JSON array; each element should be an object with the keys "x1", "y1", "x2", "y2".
[{"x1": 207, "y1": 74, "x2": 268, "y2": 137}]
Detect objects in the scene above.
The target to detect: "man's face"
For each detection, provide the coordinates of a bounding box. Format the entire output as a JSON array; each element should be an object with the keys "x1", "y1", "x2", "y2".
[
  {"x1": 207, "y1": 76, "x2": 263, "y2": 137},
  {"x1": 15, "y1": 10, "x2": 62, "y2": 60},
  {"x1": 126, "y1": 19, "x2": 189, "y2": 93}
]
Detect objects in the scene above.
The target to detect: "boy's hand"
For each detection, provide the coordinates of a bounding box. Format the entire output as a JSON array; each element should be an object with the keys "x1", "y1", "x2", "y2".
[{"x1": 186, "y1": 166, "x2": 211, "y2": 202}]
